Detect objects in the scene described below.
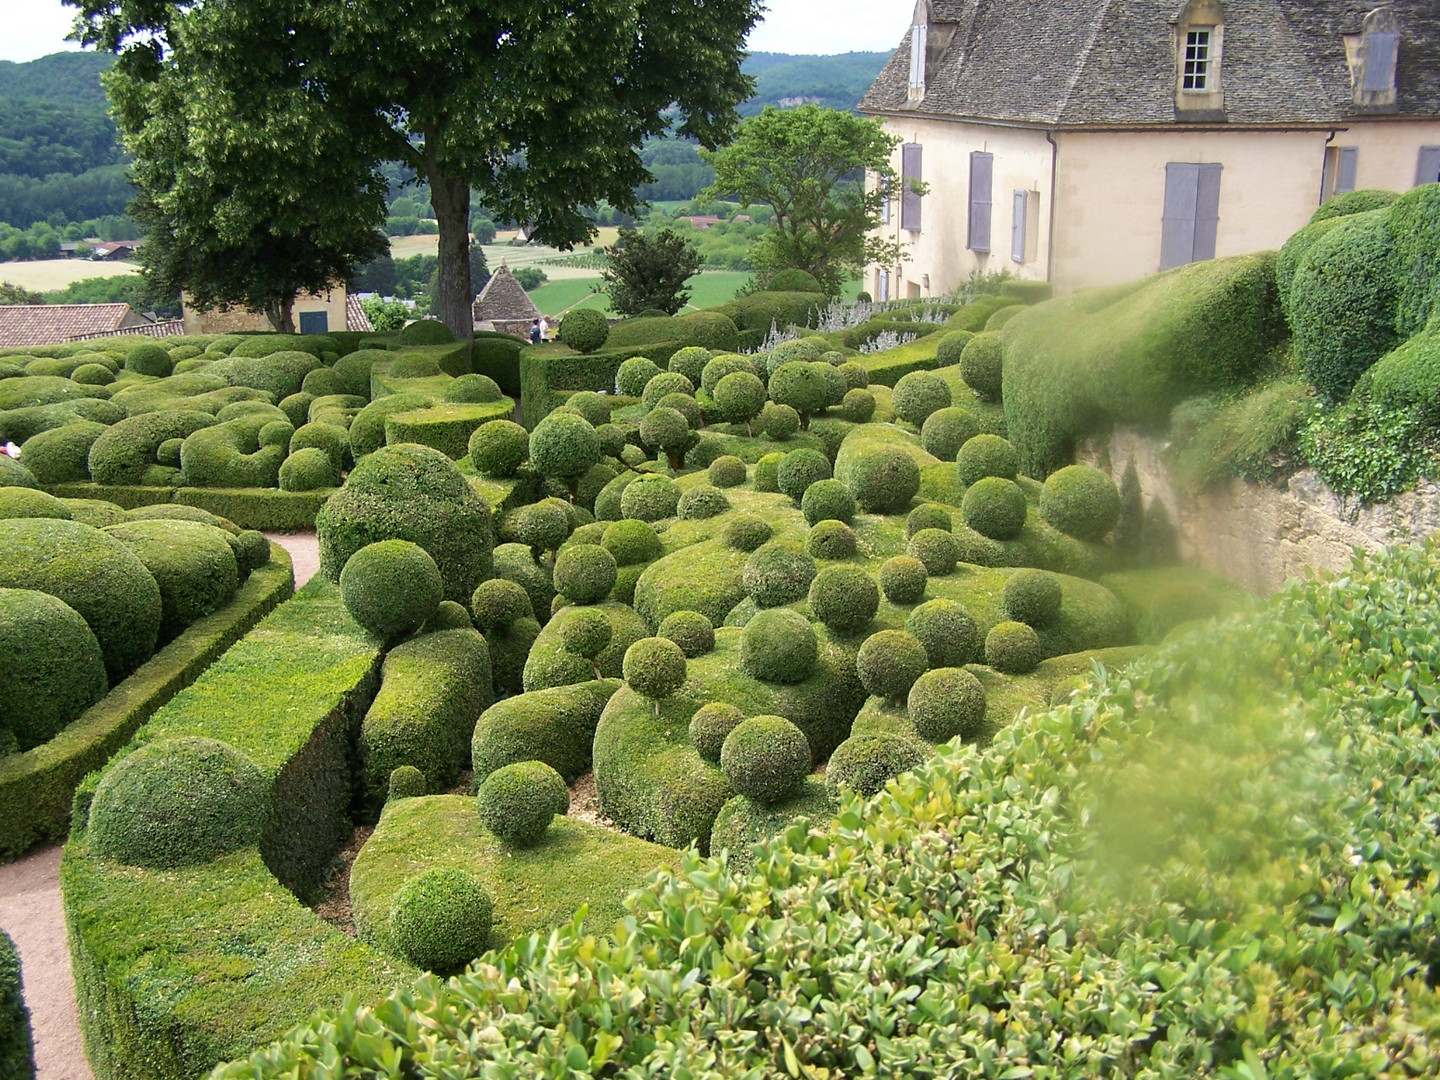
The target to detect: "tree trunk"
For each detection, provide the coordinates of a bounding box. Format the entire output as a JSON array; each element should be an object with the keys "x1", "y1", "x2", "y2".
[
  {"x1": 265, "y1": 295, "x2": 296, "y2": 334},
  {"x1": 426, "y1": 152, "x2": 474, "y2": 343}
]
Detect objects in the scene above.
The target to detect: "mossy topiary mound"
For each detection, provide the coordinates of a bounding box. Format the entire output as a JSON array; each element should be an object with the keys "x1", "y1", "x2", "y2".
[
  {"x1": 719, "y1": 715, "x2": 811, "y2": 805},
  {"x1": 1039, "y1": 465, "x2": 1121, "y2": 542},
  {"x1": 339, "y1": 539, "x2": 444, "y2": 641},
  {"x1": 102, "y1": 519, "x2": 242, "y2": 639},
  {"x1": 825, "y1": 733, "x2": 926, "y2": 800},
  {"x1": 387, "y1": 866, "x2": 493, "y2": 973},
  {"x1": 475, "y1": 760, "x2": 570, "y2": 848},
  {"x1": 0, "y1": 588, "x2": 108, "y2": 751}
]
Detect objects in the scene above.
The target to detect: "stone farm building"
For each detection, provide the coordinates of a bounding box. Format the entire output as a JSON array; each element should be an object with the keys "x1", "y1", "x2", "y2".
[
  {"x1": 0, "y1": 303, "x2": 175, "y2": 349},
  {"x1": 861, "y1": 0, "x2": 1440, "y2": 297}
]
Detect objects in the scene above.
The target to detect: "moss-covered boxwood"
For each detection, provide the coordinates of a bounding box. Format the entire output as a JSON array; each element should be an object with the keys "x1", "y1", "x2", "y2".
[
  {"x1": 619, "y1": 474, "x2": 681, "y2": 522},
  {"x1": 596, "y1": 518, "x2": 659, "y2": 568},
  {"x1": 560, "y1": 607, "x2": 613, "y2": 667},
  {"x1": 906, "y1": 598, "x2": 983, "y2": 668},
  {"x1": 688, "y1": 701, "x2": 744, "y2": 764},
  {"x1": 623, "y1": 636, "x2": 687, "y2": 713},
  {"x1": 0, "y1": 927, "x2": 34, "y2": 1080},
  {"x1": 17, "y1": 421, "x2": 105, "y2": 484},
  {"x1": 1039, "y1": 465, "x2": 1122, "y2": 542},
  {"x1": 847, "y1": 445, "x2": 921, "y2": 514},
  {"x1": 706, "y1": 455, "x2": 748, "y2": 488},
  {"x1": 907, "y1": 527, "x2": 959, "y2": 576},
  {"x1": 88, "y1": 410, "x2": 215, "y2": 486},
  {"x1": 553, "y1": 543, "x2": 618, "y2": 605},
  {"x1": 277, "y1": 447, "x2": 339, "y2": 492},
  {"x1": 339, "y1": 539, "x2": 444, "y2": 641},
  {"x1": 839, "y1": 387, "x2": 876, "y2": 423},
  {"x1": 920, "y1": 406, "x2": 982, "y2": 462},
  {"x1": 807, "y1": 564, "x2": 879, "y2": 635},
  {"x1": 388, "y1": 866, "x2": 493, "y2": 974},
  {"x1": 659, "y1": 610, "x2": 715, "y2": 657},
  {"x1": 743, "y1": 542, "x2": 817, "y2": 608},
  {"x1": 719, "y1": 714, "x2": 811, "y2": 805},
  {"x1": 984, "y1": 619, "x2": 1042, "y2": 674},
  {"x1": 776, "y1": 448, "x2": 832, "y2": 503},
  {"x1": 905, "y1": 503, "x2": 953, "y2": 538},
  {"x1": 825, "y1": 732, "x2": 926, "y2": 800},
  {"x1": 1002, "y1": 568, "x2": 1064, "y2": 626},
  {"x1": 475, "y1": 759, "x2": 570, "y2": 848},
  {"x1": 103, "y1": 519, "x2": 241, "y2": 640},
  {"x1": 891, "y1": 371, "x2": 952, "y2": 427},
  {"x1": 956, "y1": 433, "x2": 1019, "y2": 487},
  {"x1": 959, "y1": 331, "x2": 1004, "y2": 401},
  {"x1": 800, "y1": 478, "x2": 855, "y2": 525},
  {"x1": 529, "y1": 412, "x2": 601, "y2": 494},
  {"x1": 768, "y1": 362, "x2": 828, "y2": 427},
  {"x1": 856, "y1": 628, "x2": 928, "y2": 703},
  {"x1": 907, "y1": 666, "x2": 987, "y2": 744},
  {"x1": 961, "y1": 476, "x2": 1027, "y2": 540},
  {"x1": 0, "y1": 588, "x2": 107, "y2": 751},
  {"x1": 722, "y1": 513, "x2": 773, "y2": 553},
  {"x1": 806, "y1": 518, "x2": 857, "y2": 560},
  {"x1": 879, "y1": 555, "x2": 928, "y2": 605},
  {"x1": 739, "y1": 608, "x2": 818, "y2": 684},
  {"x1": 677, "y1": 484, "x2": 729, "y2": 520}
]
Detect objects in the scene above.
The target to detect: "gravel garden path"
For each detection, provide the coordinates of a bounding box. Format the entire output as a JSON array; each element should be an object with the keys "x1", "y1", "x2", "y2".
[{"x1": 0, "y1": 533, "x2": 321, "y2": 1080}]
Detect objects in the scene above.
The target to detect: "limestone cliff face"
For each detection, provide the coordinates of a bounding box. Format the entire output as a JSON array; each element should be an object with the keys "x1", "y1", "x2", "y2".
[{"x1": 1081, "y1": 428, "x2": 1440, "y2": 594}]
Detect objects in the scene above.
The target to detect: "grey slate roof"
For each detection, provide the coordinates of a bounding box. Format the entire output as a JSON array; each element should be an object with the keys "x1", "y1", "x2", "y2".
[
  {"x1": 859, "y1": 0, "x2": 1440, "y2": 126},
  {"x1": 472, "y1": 264, "x2": 541, "y2": 324}
]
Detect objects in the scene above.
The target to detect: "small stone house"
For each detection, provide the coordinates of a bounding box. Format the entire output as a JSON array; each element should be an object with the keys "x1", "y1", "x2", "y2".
[
  {"x1": 181, "y1": 286, "x2": 355, "y2": 335},
  {"x1": 473, "y1": 264, "x2": 542, "y2": 337},
  {"x1": 861, "y1": 0, "x2": 1440, "y2": 297}
]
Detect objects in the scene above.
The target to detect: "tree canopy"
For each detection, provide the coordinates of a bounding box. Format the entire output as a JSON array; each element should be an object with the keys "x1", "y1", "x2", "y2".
[
  {"x1": 603, "y1": 227, "x2": 703, "y2": 316},
  {"x1": 701, "y1": 105, "x2": 903, "y2": 296},
  {"x1": 71, "y1": 0, "x2": 763, "y2": 339}
]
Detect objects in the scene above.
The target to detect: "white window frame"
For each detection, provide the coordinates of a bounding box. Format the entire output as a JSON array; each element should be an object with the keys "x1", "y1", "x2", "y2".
[{"x1": 1182, "y1": 27, "x2": 1214, "y2": 91}]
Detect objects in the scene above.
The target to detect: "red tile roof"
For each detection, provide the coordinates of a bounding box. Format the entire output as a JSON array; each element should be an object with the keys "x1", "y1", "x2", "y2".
[{"x1": 0, "y1": 304, "x2": 152, "y2": 349}]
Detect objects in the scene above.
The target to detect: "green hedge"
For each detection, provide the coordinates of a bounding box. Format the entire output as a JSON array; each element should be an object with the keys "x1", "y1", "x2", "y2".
[
  {"x1": 0, "y1": 546, "x2": 291, "y2": 861},
  {"x1": 0, "y1": 929, "x2": 35, "y2": 1080},
  {"x1": 43, "y1": 484, "x2": 335, "y2": 531},
  {"x1": 384, "y1": 399, "x2": 516, "y2": 460},
  {"x1": 519, "y1": 342, "x2": 681, "y2": 429}
]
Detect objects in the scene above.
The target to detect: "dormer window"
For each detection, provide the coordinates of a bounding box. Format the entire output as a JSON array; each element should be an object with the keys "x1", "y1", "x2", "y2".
[
  {"x1": 1350, "y1": 7, "x2": 1400, "y2": 109},
  {"x1": 1183, "y1": 27, "x2": 1213, "y2": 90},
  {"x1": 1175, "y1": 0, "x2": 1225, "y2": 114}
]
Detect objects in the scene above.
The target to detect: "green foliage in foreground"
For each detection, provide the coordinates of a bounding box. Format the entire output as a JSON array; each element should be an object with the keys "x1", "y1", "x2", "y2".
[{"x1": 217, "y1": 540, "x2": 1440, "y2": 1078}]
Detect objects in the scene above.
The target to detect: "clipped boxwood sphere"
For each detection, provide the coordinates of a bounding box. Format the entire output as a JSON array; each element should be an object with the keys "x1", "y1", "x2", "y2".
[
  {"x1": 475, "y1": 759, "x2": 570, "y2": 848},
  {"x1": 469, "y1": 420, "x2": 530, "y2": 478},
  {"x1": 71, "y1": 362, "x2": 116, "y2": 386},
  {"x1": 959, "y1": 332, "x2": 1004, "y2": 401},
  {"x1": 601, "y1": 518, "x2": 661, "y2": 566},
  {"x1": 560, "y1": 606, "x2": 613, "y2": 659},
  {"x1": 847, "y1": 446, "x2": 921, "y2": 514},
  {"x1": 529, "y1": 412, "x2": 600, "y2": 484},
  {"x1": 89, "y1": 737, "x2": 266, "y2": 868},
  {"x1": 825, "y1": 733, "x2": 927, "y2": 800},
  {"x1": 279, "y1": 446, "x2": 339, "y2": 492},
  {"x1": 623, "y1": 636, "x2": 688, "y2": 704},
  {"x1": 961, "y1": 477, "x2": 1027, "y2": 540},
  {"x1": 1039, "y1": 464, "x2": 1122, "y2": 542},
  {"x1": 258, "y1": 420, "x2": 294, "y2": 453},
  {"x1": 906, "y1": 504, "x2": 953, "y2": 538},
  {"x1": 620, "y1": 474, "x2": 680, "y2": 522},
  {"x1": 707, "y1": 455, "x2": 748, "y2": 487},
  {"x1": 1002, "y1": 568, "x2": 1064, "y2": 626},
  {"x1": 657, "y1": 392, "x2": 702, "y2": 430},
  {"x1": 985, "y1": 620, "x2": 1042, "y2": 674},
  {"x1": 760, "y1": 402, "x2": 801, "y2": 441},
  {"x1": 701, "y1": 353, "x2": 757, "y2": 395},
  {"x1": 641, "y1": 371, "x2": 695, "y2": 410},
  {"x1": 879, "y1": 555, "x2": 928, "y2": 605},
  {"x1": 752, "y1": 451, "x2": 784, "y2": 492},
  {"x1": 767, "y1": 362, "x2": 828, "y2": 420},
  {"x1": 659, "y1": 609, "x2": 715, "y2": 657},
  {"x1": 720, "y1": 715, "x2": 811, "y2": 805},
  {"x1": 891, "y1": 371, "x2": 952, "y2": 427},
  {"x1": 767, "y1": 268, "x2": 823, "y2": 292},
  {"x1": 552, "y1": 543, "x2": 617, "y2": 605},
  {"x1": 806, "y1": 519, "x2": 857, "y2": 560},
  {"x1": 101, "y1": 520, "x2": 241, "y2": 638},
  {"x1": 743, "y1": 542, "x2": 817, "y2": 607},
  {"x1": 713, "y1": 370, "x2": 766, "y2": 427},
  {"x1": 638, "y1": 405, "x2": 689, "y2": 454},
  {"x1": 908, "y1": 527, "x2": 959, "y2": 576},
  {"x1": 125, "y1": 343, "x2": 174, "y2": 378},
  {"x1": 921, "y1": 407, "x2": 982, "y2": 462},
  {"x1": 856, "y1": 629, "x2": 928, "y2": 703},
  {"x1": 0, "y1": 588, "x2": 107, "y2": 751},
  {"x1": 559, "y1": 308, "x2": 610, "y2": 354},
  {"x1": 807, "y1": 564, "x2": 879, "y2": 634},
  {"x1": 839, "y1": 387, "x2": 876, "y2": 423},
  {"x1": 340, "y1": 539, "x2": 444, "y2": 640},
  {"x1": 689, "y1": 702, "x2": 744, "y2": 763},
  {"x1": 935, "y1": 329, "x2": 976, "y2": 367},
  {"x1": 0, "y1": 487, "x2": 72, "y2": 521},
  {"x1": 616, "y1": 356, "x2": 662, "y2": 397},
  {"x1": 739, "y1": 608, "x2": 818, "y2": 685},
  {"x1": 425, "y1": 600, "x2": 473, "y2": 632},
  {"x1": 471, "y1": 577, "x2": 534, "y2": 634},
  {"x1": 397, "y1": 319, "x2": 455, "y2": 346},
  {"x1": 677, "y1": 484, "x2": 729, "y2": 521},
  {"x1": 724, "y1": 513, "x2": 773, "y2": 551},
  {"x1": 776, "y1": 448, "x2": 831, "y2": 503},
  {"x1": 800, "y1": 478, "x2": 855, "y2": 525},
  {"x1": 906, "y1": 598, "x2": 982, "y2": 668},
  {"x1": 301, "y1": 366, "x2": 348, "y2": 397},
  {"x1": 668, "y1": 346, "x2": 712, "y2": 387},
  {"x1": 388, "y1": 867, "x2": 494, "y2": 973},
  {"x1": 957, "y1": 434, "x2": 1019, "y2": 487},
  {"x1": 388, "y1": 764, "x2": 427, "y2": 800},
  {"x1": 908, "y1": 667, "x2": 987, "y2": 744},
  {"x1": 564, "y1": 391, "x2": 612, "y2": 428},
  {"x1": 444, "y1": 374, "x2": 503, "y2": 404},
  {"x1": 838, "y1": 361, "x2": 869, "y2": 390},
  {"x1": 513, "y1": 498, "x2": 572, "y2": 555}
]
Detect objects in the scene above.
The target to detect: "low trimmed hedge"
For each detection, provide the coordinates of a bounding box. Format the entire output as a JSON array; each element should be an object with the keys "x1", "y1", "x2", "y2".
[
  {"x1": 520, "y1": 342, "x2": 681, "y2": 429},
  {"x1": 385, "y1": 399, "x2": 516, "y2": 460},
  {"x1": 0, "y1": 929, "x2": 34, "y2": 1080},
  {"x1": 44, "y1": 484, "x2": 335, "y2": 532},
  {"x1": 472, "y1": 679, "x2": 621, "y2": 784}
]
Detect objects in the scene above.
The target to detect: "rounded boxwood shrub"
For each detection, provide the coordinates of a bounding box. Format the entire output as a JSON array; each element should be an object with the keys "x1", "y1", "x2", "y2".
[
  {"x1": 908, "y1": 667, "x2": 987, "y2": 744},
  {"x1": 906, "y1": 598, "x2": 982, "y2": 668},
  {"x1": 623, "y1": 636, "x2": 688, "y2": 711},
  {"x1": 278, "y1": 392, "x2": 315, "y2": 429},
  {"x1": 1002, "y1": 568, "x2": 1063, "y2": 626},
  {"x1": 1039, "y1": 464, "x2": 1122, "y2": 541},
  {"x1": 760, "y1": 402, "x2": 801, "y2": 441},
  {"x1": 88, "y1": 737, "x2": 266, "y2": 869},
  {"x1": 560, "y1": 309, "x2": 610, "y2": 354},
  {"x1": 18, "y1": 421, "x2": 105, "y2": 485},
  {"x1": 839, "y1": 387, "x2": 876, "y2": 423},
  {"x1": 340, "y1": 539, "x2": 444, "y2": 640},
  {"x1": 388, "y1": 867, "x2": 494, "y2": 973},
  {"x1": 777, "y1": 448, "x2": 832, "y2": 503},
  {"x1": 906, "y1": 504, "x2": 952, "y2": 539},
  {"x1": 601, "y1": 518, "x2": 661, "y2": 566},
  {"x1": 800, "y1": 478, "x2": 855, "y2": 526},
  {"x1": 713, "y1": 371, "x2": 767, "y2": 431},
  {"x1": 258, "y1": 420, "x2": 294, "y2": 452},
  {"x1": 743, "y1": 542, "x2": 817, "y2": 608},
  {"x1": 807, "y1": 564, "x2": 879, "y2": 634},
  {"x1": 154, "y1": 437, "x2": 184, "y2": 467},
  {"x1": 332, "y1": 349, "x2": 390, "y2": 397},
  {"x1": 847, "y1": 446, "x2": 921, "y2": 514},
  {"x1": 689, "y1": 702, "x2": 744, "y2": 764},
  {"x1": 740, "y1": 607, "x2": 818, "y2": 685},
  {"x1": 317, "y1": 443, "x2": 493, "y2": 604},
  {"x1": 513, "y1": 498, "x2": 572, "y2": 558},
  {"x1": 471, "y1": 577, "x2": 534, "y2": 634},
  {"x1": 825, "y1": 733, "x2": 926, "y2": 800},
  {"x1": 957, "y1": 434, "x2": 1019, "y2": 487},
  {"x1": 720, "y1": 715, "x2": 811, "y2": 805},
  {"x1": 71, "y1": 362, "x2": 115, "y2": 386},
  {"x1": 668, "y1": 346, "x2": 713, "y2": 387},
  {"x1": 87, "y1": 410, "x2": 215, "y2": 486},
  {"x1": 642, "y1": 371, "x2": 695, "y2": 410},
  {"x1": 301, "y1": 365, "x2": 348, "y2": 398},
  {"x1": 659, "y1": 609, "x2": 715, "y2": 657},
  {"x1": 0, "y1": 588, "x2": 107, "y2": 751},
  {"x1": 290, "y1": 421, "x2": 350, "y2": 473},
  {"x1": 125, "y1": 343, "x2": 174, "y2": 378},
  {"x1": 552, "y1": 543, "x2": 617, "y2": 605},
  {"x1": 469, "y1": 419, "x2": 530, "y2": 478},
  {"x1": 962, "y1": 477, "x2": 1027, "y2": 540},
  {"x1": 388, "y1": 765, "x2": 427, "y2": 800},
  {"x1": 444, "y1": 374, "x2": 503, "y2": 404},
  {"x1": 677, "y1": 484, "x2": 729, "y2": 521},
  {"x1": 753, "y1": 451, "x2": 785, "y2": 492},
  {"x1": 425, "y1": 600, "x2": 473, "y2": 632},
  {"x1": 806, "y1": 519, "x2": 856, "y2": 560},
  {"x1": 701, "y1": 353, "x2": 757, "y2": 395},
  {"x1": 530, "y1": 412, "x2": 601, "y2": 490},
  {"x1": 935, "y1": 329, "x2": 976, "y2": 368},
  {"x1": 279, "y1": 447, "x2": 339, "y2": 491},
  {"x1": 620, "y1": 474, "x2": 681, "y2": 522},
  {"x1": 560, "y1": 606, "x2": 613, "y2": 663},
  {"x1": 707, "y1": 455, "x2": 747, "y2": 487},
  {"x1": 0, "y1": 487, "x2": 71, "y2": 521},
  {"x1": 656, "y1": 392, "x2": 702, "y2": 431},
  {"x1": 856, "y1": 629, "x2": 928, "y2": 703},
  {"x1": 0, "y1": 456, "x2": 38, "y2": 490},
  {"x1": 984, "y1": 620, "x2": 1042, "y2": 674},
  {"x1": 879, "y1": 555, "x2": 928, "y2": 605},
  {"x1": 724, "y1": 513, "x2": 773, "y2": 551},
  {"x1": 921, "y1": 407, "x2": 982, "y2": 462},
  {"x1": 959, "y1": 332, "x2": 1004, "y2": 401},
  {"x1": 616, "y1": 357, "x2": 662, "y2": 398},
  {"x1": 475, "y1": 760, "x2": 570, "y2": 848},
  {"x1": 908, "y1": 527, "x2": 959, "y2": 576},
  {"x1": 397, "y1": 319, "x2": 455, "y2": 346},
  {"x1": 766, "y1": 268, "x2": 824, "y2": 293},
  {"x1": 768, "y1": 362, "x2": 829, "y2": 425},
  {"x1": 102, "y1": 520, "x2": 241, "y2": 638},
  {"x1": 891, "y1": 371, "x2": 951, "y2": 427}
]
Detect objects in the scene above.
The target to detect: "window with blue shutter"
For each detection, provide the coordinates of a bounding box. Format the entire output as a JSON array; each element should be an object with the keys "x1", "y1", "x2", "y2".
[
  {"x1": 1416, "y1": 147, "x2": 1440, "y2": 187},
  {"x1": 901, "y1": 144, "x2": 922, "y2": 232},
  {"x1": 968, "y1": 152, "x2": 993, "y2": 253},
  {"x1": 909, "y1": 24, "x2": 928, "y2": 92},
  {"x1": 299, "y1": 311, "x2": 329, "y2": 334},
  {"x1": 1362, "y1": 30, "x2": 1399, "y2": 92},
  {"x1": 1336, "y1": 147, "x2": 1359, "y2": 194},
  {"x1": 1011, "y1": 190, "x2": 1027, "y2": 263},
  {"x1": 1161, "y1": 162, "x2": 1222, "y2": 270}
]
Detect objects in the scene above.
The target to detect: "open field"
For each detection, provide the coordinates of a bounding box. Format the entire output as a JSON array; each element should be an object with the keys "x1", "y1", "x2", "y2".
[
  {"x1": 527, "y1": 277, "x2": 609, "y2": 317},
  {"x1": 1, "y1": 259, "x2": 141, "y2": 291}
]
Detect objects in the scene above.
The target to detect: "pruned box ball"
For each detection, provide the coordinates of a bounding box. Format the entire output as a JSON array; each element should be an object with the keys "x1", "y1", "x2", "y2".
[
  {"x1": 424, "y1": 600, "x2": 473, "y2": 632},
  {"x1": 879, "y1": 555, "x2": 928, "y2": 605},
  {"x1": 471, "y1": 577, "x2": 534, "y2": 634},
  {"x1": 760, "y1": 402, "x2": 800, "y2": 441},
  {"x1": 825, "y1": 733, "x2": 926, "y2": 801},
  {"x1": 957, "y1": 434, "x2": 1020, "y2": 487},
  {"x1": 529, "y1": 412, "x2": 600, "y2": 483},
  {"x1": 340, "y1": 539, "x2": 444, "y2": 641},
  {"x1": 740, "y1": 607, "x2": 818, "y2": 684},
  {"x1": 907, "y1": 528, "x2": 959, "y2": 576},
  {"x1": 668, "y1": 346, "x2": 713, "y2": 387},
  {"x1": 387, "y1": 867, "x2": 494, "y2": 973},
  {"x1": 475, "y1": 760, "x2": 570, "y2": 848},
  {"x1": 908, "y1": 667, "x2": 987, "y2": 744},
  {"x1": 891, "y1": 371, "x2": 952, "y2": 427},
  {"x1": 743, "y1": 542, "x2": 817, "y2": 608},
  {"x1": 689, "y1": 702, "x2": 744, "y2": 763},
  {"x1": 0, "y1": 588, "x2": 107, "y2": 751},
  {"x1": 724, "y1": 513, "x2": 773, "y2": 552},
  {"x1": 921, "y1": 406, "x2": 982, "y2": 462},
  {"x1": 767, "y1": 361, "x2": 828, "y2": 420},
  {"x1": 444, "y1": 373, "x2": 504, "y2": 404},
  {"x1": 659, "y1": 609, "x2": 715, "y2": 657},
  {"x1": 985, "y1": 619, "x2": 1042, "y2": 674},
  {"x1": 616, "y1": 356, "x2": 662, "y2": 398},
  {"x1": 623, "y1": 636, "x2": 688, "y2": 705},
  {"x1": 658, "y1": 391, "x2": 703, "y2": 430},
  {"x1": 559, "y1": 308, "x2": 609, "y2": 354},
  {"x1": 620, "y1": 474, "x2": 681, "y2": 522},
  {"x1": 1001, "y1": 568, "x2": 1064, "y2": 626},
  {"x1": 959, "y1": 332, "x2": 1004, "y2": 401},
  {"x1": 469, "y1": 420, "x2": 530, "y2": 478},
  {"x1": 906, "y1": 598, "x2": 982, "y2": 668},
  {"x1": 101, "y1": 519, "x2": 242, "y2": 638},
  {"x1": 641, "y1": 371, "x2": 695, "y2": 410},
  {"x1": 847, "y1": 446, "x2": 920, "y2": 515},
  {"x1": 806, "y1": 519, "x2": 857, "y2": 560},
  {"x1": 713, "y1": 371, "x2": 766, "y2": 427},
  {"x1": 800, "y1": 478, "x2": 855, "y2": 526},
  {"x1": 601, "y1": 518, "x2": 662, "y2": 566},
  {"x1": 279, "y1": 447, "x2": 339, "y2": 492},
  {"x1": 935, "y1": 329, "x2": 975, "y2": 368},
  {"x1": 677, "y1": 484, "x2": 730, "y2": 521},
  {"x1": 838, "y1": 361, "x2": 869, "y2": 391},
  {"x1": 514, "y1": 498, "x2": 572, "y2": 555},
  {"x1": 560, "y1": 606, "x2": 613, "y2": 659},
  {"x1": 856, "y1": 629, "x2": 928, "y2": 703},
  {"x1": 707, "y1": 455, "x2": 748, "y2": 488},
  {"x1": 753, "y1": 451, "x2": 785, "y2": 492},
  {"x1": 1039, "y1": 464, "x2": 1122, "y2": 542},
  {"x1": 839, "y1": 387, "x2": 876, "y2": 423},
  {"x1": 387, "y1": 764, "x2": 427, "y2": 801},
  {"x1": 0, "y1": 487, "x2": 72, "y2": 521},
  {"x1": 701, "y1": 353, "x2": 756, "y2": 396},
  {"x1": 906, "y1": 504, "x2": 953, "y2": 539},
  {"x1": 639, "y1": 405, "x2": 690, "y2": 453},
  {"x1": 552, "y1": 543, "x2": 617, "y2": 605},
  {"x1": 807, "y1": 563, "x2": 879, "y2": 634},
  {"x1": 720, "y1": 714, "x2": 812, "y2": 805},
  {"x1": 961, "y1": 477, "x2": 1027, "y2": 541},
  {"x1": 776, "y1": 448, "x2": 832, "y2": 503}
]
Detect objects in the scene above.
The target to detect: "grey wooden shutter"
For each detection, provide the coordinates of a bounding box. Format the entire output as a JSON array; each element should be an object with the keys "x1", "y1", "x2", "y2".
[
  {"x1": 968, "y1": 152, "x2": 993, "y2": 252},
  {"x1": 1337, "y1": 147, "x2": 1359, "y2": 193},
  {"x1": 900, "y1": 144, "x2": 922, "y2": 231},
  {"x1": 1362, "y1": 31, "x2": 1399, "y2": 92},
  {"x1": 1160, "y1": 163, "x2": 1199, "y2": 270},
  {"x1": 1011, "y1": 190, "x2": 1027, "y2": 263},
  {"x1": 1192, "y1": 164, "x2": 1222, "y2": 261},
  {"x1": 909, "y1": 25, "x2": 927, "y2": 90},
  {"x1": 1416, "y1": 147, "x2": 1440, "y2": 187}
]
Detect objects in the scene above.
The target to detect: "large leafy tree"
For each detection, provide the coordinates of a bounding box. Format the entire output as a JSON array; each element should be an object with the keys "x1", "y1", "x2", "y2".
[
  {"x1": 71, "y1": 0, "x2": 762, "y2": 340},
  {"x1": 701, "y1": 105, "x2": 904, "y2": 296},
  {"x1": 603, "y1": 227, "x2": 703, "y2": 316}
]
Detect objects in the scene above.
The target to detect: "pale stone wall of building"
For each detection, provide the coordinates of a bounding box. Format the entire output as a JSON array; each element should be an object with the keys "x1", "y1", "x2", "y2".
[{"x1": 182, "y1": 287, "x2": 348, "y2": 336}]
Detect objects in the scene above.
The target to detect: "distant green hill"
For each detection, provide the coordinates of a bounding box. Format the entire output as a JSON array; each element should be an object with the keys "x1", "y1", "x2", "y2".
[
  {"x1": 741, "y1": 51, "x2": 891, "y2": 114},
  {"x1": 0, "y1": 52, "x2": 112, "y2": 109}
]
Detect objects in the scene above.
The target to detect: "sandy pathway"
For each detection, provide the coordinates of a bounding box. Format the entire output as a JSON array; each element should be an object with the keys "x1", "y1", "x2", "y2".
[{"x1": 0, "y1": 533, "x2": 321, "y2": 1079}]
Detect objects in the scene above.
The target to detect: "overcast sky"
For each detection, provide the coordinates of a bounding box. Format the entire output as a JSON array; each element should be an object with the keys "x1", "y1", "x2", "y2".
[{"x1": 1, "y1": 0, "x2": 912, "y2": 64}]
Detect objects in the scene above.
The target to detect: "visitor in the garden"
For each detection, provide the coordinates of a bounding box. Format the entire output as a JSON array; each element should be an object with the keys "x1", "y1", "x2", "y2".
[
  {"x1": 539, "y1": 315, "x2": 550, "y2": 341},
  {"x1": 529, "y1": 319, "x2": 542, "y2": 344}
]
